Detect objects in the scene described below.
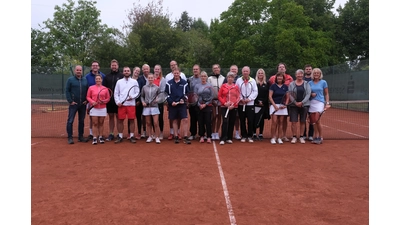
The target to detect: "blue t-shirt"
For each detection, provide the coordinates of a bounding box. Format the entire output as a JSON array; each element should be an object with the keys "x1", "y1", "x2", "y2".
[
  {"x1": 309, "y1": 80, "x2": 328, "y2": 103},
  {"x1": 270, "y1": 83, "x2": 288, "y2": 104}
]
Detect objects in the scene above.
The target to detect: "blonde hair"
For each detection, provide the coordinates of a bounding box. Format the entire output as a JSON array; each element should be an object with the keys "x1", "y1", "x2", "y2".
[
  {"x1": 311, "y1": 68, "x2": 323, "y2": 80},
  {"x1": 200, "y1": 71, "x2": 208, "y2": 77},
  {"x1": 255, "y1": 68, "x2": 266, "y2": 84}
]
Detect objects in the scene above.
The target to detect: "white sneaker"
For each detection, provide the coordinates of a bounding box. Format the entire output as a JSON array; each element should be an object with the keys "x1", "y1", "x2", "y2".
[
  {"x1": 270, "y1": 138, "x2": 276, "y2": 144},
  {"x1": 282, "y1": 136, "x2": 290, "y2": 142},
  {"x1": 215, "y1": 133, "x2": 220, "y2": 140},
  {"x1": 241, "y1": 138, "x2": 246, "y2": 143},
  {"x1": 146, "y1": 136, "x2": 153, "y2": 143},
  {"x1": 159, "y1": 134, "x2": 164, "y2": 140},
  {"x1": 141, "y1": 132, "x2": 146, "y2": 138},
  {"x1": 277, "y1": 138, "x2": 283, "y2": 144},
  {"x1": 211, "y1": 133, "x2": 216, "y2": 140},
  {"x1": 155, "y1": 137, "x2": 161, "y2": 144},
  {"x1": 291, "y1": 137, "x2": 297, "y2": 144},
  {"x1": 299, "y1": 137, "x2": 306, "y2": 144},
  {"x1": 235, "y1": 131, "x2": 241, "y2": 140},
  {"x1": 226, "y1": 140, "x2": 233, "y2": 144},
  {"x1": 248, "y1": 138, "x2": 254, "y2": 143},
  {"x1": 188, "y1": 135, "x2": 194, "y2": 140},
  {"x1": 219, "y1": 141, "x2": 225, "y2": 145},
  {"x1": 308, "y1": 136, "x2": 313, "y2": 141}
]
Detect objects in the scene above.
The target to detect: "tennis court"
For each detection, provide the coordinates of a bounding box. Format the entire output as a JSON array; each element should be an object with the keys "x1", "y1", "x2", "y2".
[{"x1": 31, "y1": 104, "x2": 368, "y2": 224}]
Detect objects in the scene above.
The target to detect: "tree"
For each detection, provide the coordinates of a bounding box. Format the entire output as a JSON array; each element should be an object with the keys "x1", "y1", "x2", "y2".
[
  {"x1": 175, "y1": 11, "x2": 193, "y2": 32},
  {"x1": 336, "y1": 0, "x2": 369, "y2": 62},
  {"x1": 40, "y1": 0, "x2": 114, "y2": 66}
]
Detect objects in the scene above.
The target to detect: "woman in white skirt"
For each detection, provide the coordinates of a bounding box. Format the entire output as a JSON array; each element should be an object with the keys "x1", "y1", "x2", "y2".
[
  {"x1": 141, "y1": 73, "x2": 161, "y2": 144},
  {"x1": 86, "y1": 75, "x2": 110, "y2": 144},
  {"x1": 269, "y1": 72, "x2": 289, "y2": 144},
  {"x1": 308, "y1": 68, "x2": 330, "y2": 144}
]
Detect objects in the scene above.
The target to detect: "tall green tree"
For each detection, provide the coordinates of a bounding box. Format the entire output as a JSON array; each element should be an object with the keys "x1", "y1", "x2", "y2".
[
  {"x1": 175, "y1": 11, "x2": 193, "y2": 32},
  {"x1": 123, "y1": 0, "x2": 183, "y2": 67},
  {"x1": 336, "y1": 0, "x2": 369, "y2": 62},
  {"x1": 41, "y1": 0, "x2": 114, "y2": 66}
]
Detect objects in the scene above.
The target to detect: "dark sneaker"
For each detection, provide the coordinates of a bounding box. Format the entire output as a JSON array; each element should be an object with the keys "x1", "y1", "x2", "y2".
[
  {"x1": 78, "y1": 137, "x2": 88, "y2": 142},
  {"x1": 183, "y1": 137, "x2": 191, "y2": 144},
  {"x1": 68, "y1": 138, "x2": 74, "y2": 144},
  {"x1": 92, "y1": 138, "x2": 97, "y2": 145},
  {"x1": 88, "y1": 134, "x2": 94, "y2": 140},
  {"x1": 258, "y1": 135, "x2": 264, "y2": 141},
  {"x1": 174, "y1": 136, "x2": 180, "y2": 144},
  {"x1": 114, "y1": 136, "x2": 123, "y2": 144},
  {"x1": 99, "y1": 137, "x2": 105, "y2": 144},
  {"x1": 106, "y1": 134, "x2": 114, "y2": 141},
  {"x1": 130, "y1": 137, "x2": 136, "y2": 143}
]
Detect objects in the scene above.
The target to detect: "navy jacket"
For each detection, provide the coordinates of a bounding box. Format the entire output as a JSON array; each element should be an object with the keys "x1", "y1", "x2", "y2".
[
  {"x1": 65, "y1": 75, "x2": 88, "y2": 105},
  {"x1": 165, "y1": 78, "x2": 189, "y2": 105}
]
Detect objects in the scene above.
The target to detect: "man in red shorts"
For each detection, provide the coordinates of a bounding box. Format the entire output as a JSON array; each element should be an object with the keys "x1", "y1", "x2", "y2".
[{"x1": 113, "y1": 67, "x2": 140, "y2": 143}]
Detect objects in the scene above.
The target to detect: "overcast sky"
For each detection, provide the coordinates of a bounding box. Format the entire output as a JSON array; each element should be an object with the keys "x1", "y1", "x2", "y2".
[{"x1": 31, "y1": 0, "x2": 348, "y2": 29}]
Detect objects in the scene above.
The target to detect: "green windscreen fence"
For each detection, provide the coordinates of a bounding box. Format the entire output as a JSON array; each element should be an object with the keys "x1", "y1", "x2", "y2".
[{"x1": 31, "y1": 61, "x2": 369, "y2": 139}]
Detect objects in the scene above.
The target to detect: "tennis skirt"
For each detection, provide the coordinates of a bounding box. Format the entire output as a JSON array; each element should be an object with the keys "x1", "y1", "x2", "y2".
[
  {"x1": 269, "y1": 104, "x2": 288, "y2": 116},
  {"x1": 90, "y1": 107, "x2": 107, "y2": 117},
  {"x1": 142, "y1": 107, "x2": 160, "y2": 116},
  {"x1": 309, "y1": 100, "x2": 324, "y2": 113}
]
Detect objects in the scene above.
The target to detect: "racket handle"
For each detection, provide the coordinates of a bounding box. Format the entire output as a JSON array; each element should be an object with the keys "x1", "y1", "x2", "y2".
[
  {"x1": 225, "y1": 108, "x2": 229, "y2": 118},
  {"x1": 243, "y1": 103, "x2": 246, "y2": 112}
]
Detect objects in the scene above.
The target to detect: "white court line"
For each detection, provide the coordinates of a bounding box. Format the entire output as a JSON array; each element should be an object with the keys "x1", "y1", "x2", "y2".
[
  {"x1": 328, "y1": 119, "x2": 369, "y2": 128},
  {"x1": 323, "y1": 125, "x2": 368, "y2": 139},
  {"x1": 212, "y1": 141, "x2": 237, "y2": 225},
  {"x1": 31, "y1": 141, "x2": 44, "y2": 146}
]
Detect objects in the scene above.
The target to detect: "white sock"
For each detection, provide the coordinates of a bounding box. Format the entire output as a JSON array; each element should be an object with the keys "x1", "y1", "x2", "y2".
[
  {"x1": 119, "y1": 133, "x2": 123, "y2": 138},
  {"x1": 170, "y1": 128, "x2": 174, "y2": 134},
  {"x1": 130, "y1": 133, "x2": 134, "y2": 138},
  {"x1": 89, "y1": 129, "x2": 93, "y2": 135}
]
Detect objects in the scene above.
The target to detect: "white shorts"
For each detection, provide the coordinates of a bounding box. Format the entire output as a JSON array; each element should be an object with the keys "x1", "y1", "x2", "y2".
[
  {"x1": 142, "y1": 107, "x2": 160, "y2": 116},
  {"x1": 309, "y1": 100, "x2": 324, "y2": 113},
  {"x1": 90, "y1": 107, "x2": 107, "y2": 117},
  {"x1": 270, "y1": 104, "x2": 288, "y2": 116}
]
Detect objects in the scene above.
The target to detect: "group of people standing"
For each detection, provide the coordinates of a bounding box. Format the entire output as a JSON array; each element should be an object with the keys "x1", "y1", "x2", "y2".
[{"x1": 65, "y1": 60, "x2": 330, "y2": 145}]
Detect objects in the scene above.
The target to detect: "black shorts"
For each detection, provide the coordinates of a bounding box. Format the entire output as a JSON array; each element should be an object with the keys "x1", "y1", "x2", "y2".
[
  {"x1": 106, "y1": 101, "x2": 118, "y2": 114},
  {"x1": 289, "y1": 106, "x2": 309, "y2": 122}
]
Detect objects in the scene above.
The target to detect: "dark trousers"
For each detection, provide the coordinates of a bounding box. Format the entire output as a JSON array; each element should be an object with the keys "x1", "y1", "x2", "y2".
[
  {"x1": 238, "y1": 105, "x2": 255, "y2": 139},
  {"x1": 303, "y1": 123, "x2": 314, "y2": 138},
  {"x1": 188, "y1": 105, "x2": 199, "y2": 136},
  {"x1": 66, "y1": 104, "x2": 87, "y2": 138},
  {"x1": 197, "y1": 106, "x2": 212, "y2": 138},
  {"x1": 158, "y1": 103, "x2": 164, "y2": 132},
  {"x1": 220, "y1": 107, "x2": 237, "y2": 141}
]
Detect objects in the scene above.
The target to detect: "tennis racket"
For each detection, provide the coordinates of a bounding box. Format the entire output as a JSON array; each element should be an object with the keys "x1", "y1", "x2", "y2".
[
  {"x1": 199, "y1": 86, "x2": 216, "y2": 107},
  {"x1": 271, "y1": 91, "x2": 289, "y2": 115},
  {"x1": 308, "y1": 104, "x2": 330, "y2": 125},
  {"x1": 88, "y1": 87, "x2": 113, "y2": 111},
  {"x1": 121, "y1": 85, "x2": 140, "y2": 105},
  {"x1": 240, "y1": 80, "x2": 254, "y2": 112},
  {"x1": 186, "y1": 91, "x2": 199, "y2": 106},
  {"x1": 151, "y1": 92, "x2": 169, "y2": 105},
  {"x1": 224, "y1": 86, "x2": 241, "y2": 118}
]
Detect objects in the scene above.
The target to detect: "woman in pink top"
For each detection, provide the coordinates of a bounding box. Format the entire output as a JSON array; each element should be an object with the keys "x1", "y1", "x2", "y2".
[{"x1": 86, "y1": 75, "x2": 110, "y2": 144}]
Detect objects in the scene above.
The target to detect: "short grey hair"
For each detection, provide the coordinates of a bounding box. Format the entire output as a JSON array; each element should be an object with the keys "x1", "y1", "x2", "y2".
[
  {"x1": 295, "y1": 69, "x2": 304, "y2": 74},
  {"x1": 226, "y1": 71, "x2": 235, "y2": 77}
]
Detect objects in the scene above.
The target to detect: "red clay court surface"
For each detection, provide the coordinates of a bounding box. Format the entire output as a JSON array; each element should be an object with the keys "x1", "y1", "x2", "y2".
[
  {"x1": 32, "y1": 137, "x2": 368, "y2": 224},
  {"x1": 31, "y1": 104, "x2": 368, "y2": 224}
]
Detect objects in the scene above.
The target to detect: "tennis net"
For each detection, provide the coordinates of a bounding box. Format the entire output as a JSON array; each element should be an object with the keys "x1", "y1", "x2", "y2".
[{"x1": 31, "y1": 98, "x2": 369, "y2": 139}]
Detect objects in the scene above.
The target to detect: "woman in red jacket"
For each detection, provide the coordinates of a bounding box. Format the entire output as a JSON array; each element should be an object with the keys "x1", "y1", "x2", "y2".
[
  {"x1": 86, "y1": 75, "x2": 111, "y2": 144},
  {"x1": 218, "y1": 72, "x2": 240, "y2": 145}
]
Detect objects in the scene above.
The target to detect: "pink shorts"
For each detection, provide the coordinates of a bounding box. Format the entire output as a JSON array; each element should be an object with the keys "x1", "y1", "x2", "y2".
[{"x1": 117, "y1": 106, "x2": 136, "y2": 120}]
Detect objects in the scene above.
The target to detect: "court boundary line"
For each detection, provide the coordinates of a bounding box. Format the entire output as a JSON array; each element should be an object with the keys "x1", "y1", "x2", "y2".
[
  {"x1": 212, "y1": 141, "x2": 237, "y2": 225},
  {"x1": 323, "y1": 125, "x2": 368, "y2": 138}
]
